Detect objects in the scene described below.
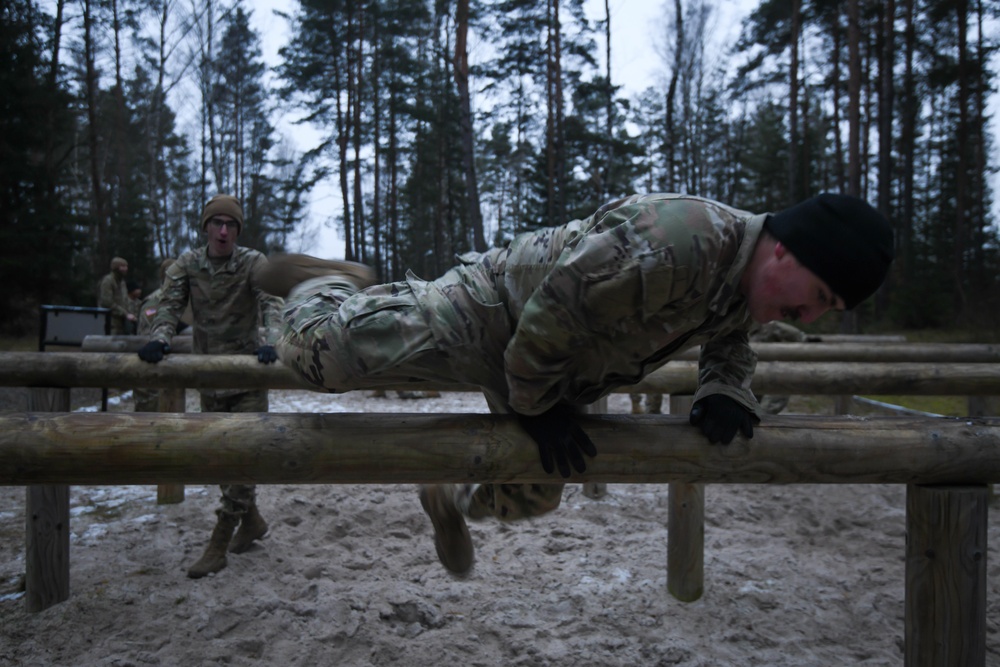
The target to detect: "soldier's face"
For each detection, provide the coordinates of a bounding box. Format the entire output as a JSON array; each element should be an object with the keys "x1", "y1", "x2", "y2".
[
  {"x1": 746, "y1": 242, "x2": 844, "y2": 324},
  {"x1": 206, "y1": 215, "x2": 239, "y2": 257}
]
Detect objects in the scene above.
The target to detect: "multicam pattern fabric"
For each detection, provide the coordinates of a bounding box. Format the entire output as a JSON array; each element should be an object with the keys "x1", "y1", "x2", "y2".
[
  {"x1": 200, "y1": 390, "x2": 268, "y2": 517},
  {"x1": 132, "y1": 286, "x2": 166, "y2": 412},
  {"x1": 147, "y1": 243, "x2": 279, "y2": 517},
  {"x1": 98, "y1": 272, "x2": 131, "y2": 334},
  {"x1": 279, "y1": 193, "x2": 765, "y2": 416},
  {"x1": 151, "y1": 246, "x2": 281, "y2": 355},
  {"x1": 277, "y1": 194, "x2": 767, "y2": 521}
]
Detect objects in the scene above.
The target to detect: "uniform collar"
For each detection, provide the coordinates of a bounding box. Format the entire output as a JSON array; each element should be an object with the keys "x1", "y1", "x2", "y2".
[{"x1": 706, "y1": 212, "x2": 766, "y2": 317}]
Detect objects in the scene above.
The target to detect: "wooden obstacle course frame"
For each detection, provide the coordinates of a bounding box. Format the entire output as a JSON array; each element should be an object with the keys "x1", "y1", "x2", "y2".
[{"x1": 5, "y1": 346, "x2": 1000, "y2": 666}]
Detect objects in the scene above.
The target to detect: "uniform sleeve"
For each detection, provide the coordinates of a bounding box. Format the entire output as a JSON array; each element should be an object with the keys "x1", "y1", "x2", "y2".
[
  {"x1": 503, "y1": 201, "x2": 701, "y2": 415},
  {"x1": 248, "y1": 253, "x2": 283, "y2": 346},
  {"x1": 149, "y1": 260, "x2": 191, "y2": 344},
  {"x1": 694, "y1": 329, "x2": 762, "y2": 417}
]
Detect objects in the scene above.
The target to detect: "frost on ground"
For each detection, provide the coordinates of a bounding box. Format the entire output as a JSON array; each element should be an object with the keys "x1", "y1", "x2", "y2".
[{"x1": 2, "y1": 388, "x2": 999, "y2": 666}]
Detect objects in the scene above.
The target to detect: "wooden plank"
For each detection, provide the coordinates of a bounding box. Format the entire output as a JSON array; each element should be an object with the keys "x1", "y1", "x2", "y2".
[
  {"x1": 88, "y1": 337, "x2": 1000, "y2": 362},
  {"x1": 675, "y1": 342, "x2": 1000, "y2": 362},
  {"x1": 4, "y1": 352, "x2": 1000, "y2": 396},
  {"x1": 905, "y1": 484, "x2": 988, "y2": 667},
  {"x1": 667, "y1": 395, "x2": 703, "y2": 602},
  {"x1": 2, "y1": 413, "x2": 1000, "y2": 485},
  {"x1": 155, "y1": 387, "x2": 186, "y2": 504},
  {"x1": 24, "y1": 387, "x2": 70, "y2": 613}
]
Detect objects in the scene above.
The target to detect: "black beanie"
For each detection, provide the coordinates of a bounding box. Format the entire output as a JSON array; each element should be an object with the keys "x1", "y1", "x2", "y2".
[{"x1": 764, "y1": 193, "x2": 894, "y2": 310}]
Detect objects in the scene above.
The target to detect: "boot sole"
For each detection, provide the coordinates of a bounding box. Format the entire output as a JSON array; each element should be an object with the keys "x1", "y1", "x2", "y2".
[
  {"x1": 419, "y1": 487, "x2": 474, "y2": 576},
  {"x1": 258, "y1": 254, "x2": 377, "y2": 298}
]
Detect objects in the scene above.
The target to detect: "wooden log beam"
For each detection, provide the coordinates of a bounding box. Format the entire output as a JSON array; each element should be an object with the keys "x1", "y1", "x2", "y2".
[
  {"x1": 677, "y1": 342, "x2": 1000, "y2": 363},
  {"x1": 82, "y1": 334, "x2": 193, "y2": 354},
  {"x1": 1, "y1": 413, "x2": 999, "y2": 485},
  {"x1": 83, "y1": 336, "x2": 1000, "y2": 363},
  {"x1": 2, "y1": 352, "x2": 1000, "y2": 395}
]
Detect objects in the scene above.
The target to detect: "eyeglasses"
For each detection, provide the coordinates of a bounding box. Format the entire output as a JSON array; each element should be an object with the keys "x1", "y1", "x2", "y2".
[{"x1": 207, "y1": 218, "x2": 239, "y2": 231}]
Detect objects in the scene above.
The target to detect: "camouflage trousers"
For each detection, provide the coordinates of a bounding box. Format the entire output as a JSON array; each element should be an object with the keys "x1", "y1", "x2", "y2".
[
  {"x1": 133, "y1": 387, "x2": 160, "y2": 413},
  {"x1": 200, "y1": 389, "x2": 269, "y2": 518},
  {"x1": 276, "y1": 255, "x2": 564, "y2": 521}
]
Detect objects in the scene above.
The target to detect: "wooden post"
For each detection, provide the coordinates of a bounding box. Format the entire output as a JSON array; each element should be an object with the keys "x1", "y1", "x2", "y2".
[
  {"x1": 667, "y1": 394, "x2": 703, "y2": 602},
  {"x1": 581, "y1": 397, "x2": 608, "y2": 500},
  {"x1": 905, "y1": 484, "x2": 988, "y2": 667},
  {"x1": 25, "y1": 387, "x2": 70, "y2": 613},
  {"x1": 156, "y1": 388, "x2": 186, "y2": 504}
]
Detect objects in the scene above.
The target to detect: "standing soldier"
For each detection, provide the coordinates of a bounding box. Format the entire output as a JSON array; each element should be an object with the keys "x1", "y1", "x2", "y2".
[
  {"x1": 97, "y1": 257, "x2": 137, "y2": 334},
  {"x1": 136, "y1": 195, "x2": 283, "y2": 579}
]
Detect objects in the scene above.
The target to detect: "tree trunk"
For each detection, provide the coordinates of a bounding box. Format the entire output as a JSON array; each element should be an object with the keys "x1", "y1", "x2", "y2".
[
  {"x1": 372, "y1": 10, "x2": 383, "y2": 278},
  {"x1": 666, "y1": 0, "x2": 683, "y2": 192},
  {"x1": 82, "y1": 0, "x2": 108, "y2": 278},
  {"x1": 788, "y1": 0, "x2": 801, "y2": 201},
  {"x1": 899, "y1": 0, "x2": 916, "y2": 286},
  {"x1": 332, "y1": 18, "x2": 352, "y2": 261},
  {"x1": 954, "y1": 0, "x2": 969, "y2": 314},
  {"x1": 876, "y1": 0, "x2": 895, "y2": 315},
  {"x1": 841, "y1": 0, "x2": 862, "y2": 334},
  {"x1": 352, "y1": 6, "x2": 365, "y2": 264},
  {"x1": 453, "y1": 0, "x2": 486, "y2": 252}
]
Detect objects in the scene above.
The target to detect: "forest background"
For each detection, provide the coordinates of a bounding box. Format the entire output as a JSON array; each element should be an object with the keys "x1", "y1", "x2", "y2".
[{"x1": 2, "y1": 0, "x2": 998, "y2": 338}]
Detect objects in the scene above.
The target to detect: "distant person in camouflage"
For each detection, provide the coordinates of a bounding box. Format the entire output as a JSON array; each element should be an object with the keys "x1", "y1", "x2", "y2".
[
  {"x1": 97, "y1": 256, "x2": 137, "y2": 334},
  {"x1": 259, "y1": 192, "x2": 895, "y2": 576},
  {"x1": 137, "y1": 195, "x2": 284, "y2": 579},
  {"x1": 126, "y1": 281, "x2": 143, "y2": 334}
]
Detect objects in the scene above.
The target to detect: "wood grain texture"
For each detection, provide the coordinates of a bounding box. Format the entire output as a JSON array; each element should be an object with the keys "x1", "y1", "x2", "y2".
[{"x1": 1, "y1": 413, "x2": 999, "y2": 485}]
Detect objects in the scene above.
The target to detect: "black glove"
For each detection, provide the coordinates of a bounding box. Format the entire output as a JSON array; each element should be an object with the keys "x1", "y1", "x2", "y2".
[
  {"x1": 256, "y1": 345, "x2": 278, "y2": 364},
  {"x1": 137, "y1": 340, "x2": 170, "y2": 364},
  {"x1": 517, "y1": 404, "x2": 598, "y2": 478},
  {"x1": 689, "y1": 394, "x2": 755, "y2": 445}
]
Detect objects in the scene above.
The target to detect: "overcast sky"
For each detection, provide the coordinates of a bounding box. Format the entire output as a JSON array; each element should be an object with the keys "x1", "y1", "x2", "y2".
[{"x1": 248, "y1": 0, "x2": 754, "y2": 258}]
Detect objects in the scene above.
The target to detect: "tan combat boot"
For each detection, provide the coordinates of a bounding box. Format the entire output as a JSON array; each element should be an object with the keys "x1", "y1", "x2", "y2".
[
  {"x1": 187, "y1": 513, "x2": 239, "y2": 579},
  {"x1": 257, "y1": 253, "x2": 377, "y2": 298},
  {"x1": 229, "y1": 503, "x2": 269, "y2": 554},
  {"x1": 419, "y1": 485, "x2": 474, "y2": 576}
]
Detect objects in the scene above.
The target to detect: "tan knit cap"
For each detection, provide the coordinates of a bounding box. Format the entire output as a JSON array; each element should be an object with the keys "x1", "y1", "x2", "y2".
[{"x1": 201, "y1": 194, "x2": 244, "y2": 233}]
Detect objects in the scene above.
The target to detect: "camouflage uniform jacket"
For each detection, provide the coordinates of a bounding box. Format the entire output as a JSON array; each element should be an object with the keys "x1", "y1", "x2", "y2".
[
  {"x1": 489, "y1": 193, "x2": 764, "y2": 416},
  {"x1": 97, "y1": 272, "x2": 130, "y2": 334},
  {"x1": 150, "y1": 245, "x2": 282, "y2": 359},
  {"x1": 137, "y1": 287, "x2": 165, "y2": 336}
]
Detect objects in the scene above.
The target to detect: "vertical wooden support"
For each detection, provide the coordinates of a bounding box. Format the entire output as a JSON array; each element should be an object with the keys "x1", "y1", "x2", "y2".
[
  {"x1": 25, "y1": 387, "x2": 71, "y2": 612},
  {"x1": 667, "y1": 394, "x2": 704, "y2": 602},
  {"x1": 581, "y1": 397, "x2": 607, "y2": 500},
  {"x1": 966, "y1": 398, "x2": 1000, "y2": 498},
  {"x1": 156, "y1": 387, "x2": 186, "y2": 504},
  {"x1": 905, "y1": 484, "x2": 988, "y2": 667}
]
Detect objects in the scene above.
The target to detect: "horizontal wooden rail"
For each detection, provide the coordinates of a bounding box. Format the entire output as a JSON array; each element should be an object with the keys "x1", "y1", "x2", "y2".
[
  {"x1": 2, "y1": 412, "x2": 999, "y2": 485},
  {"x1": 2, "y1": 351, "x2": 1000, "y2": 395},
  {"x1": 81, "y1": 335, "x2": 1000, "y2": 363}
]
